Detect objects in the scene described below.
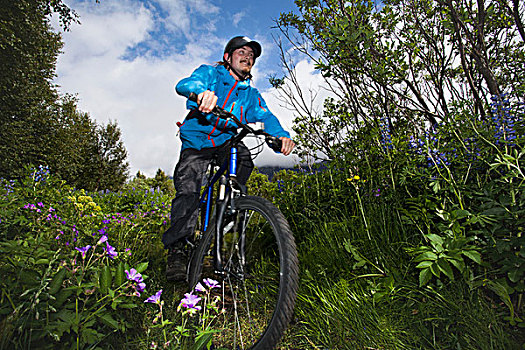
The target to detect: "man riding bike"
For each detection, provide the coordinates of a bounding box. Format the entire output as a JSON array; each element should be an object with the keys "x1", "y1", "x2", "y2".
[{"x1": 163, "y1": 36, "x2": 295, "y2": 281}]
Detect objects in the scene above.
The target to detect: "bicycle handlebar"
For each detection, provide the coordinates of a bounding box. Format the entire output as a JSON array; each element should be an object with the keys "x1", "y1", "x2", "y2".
[{"x1": 188, "y1": 92, "x2": 283, "y2": 153}]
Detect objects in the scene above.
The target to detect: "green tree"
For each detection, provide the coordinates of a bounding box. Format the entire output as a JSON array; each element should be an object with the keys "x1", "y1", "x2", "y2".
[
  {"x1": 275, "y1": 0, "x2": 525, "y2": 160},
  {"x1": 0, "y1": 0, "x2": 64, "y2": 177},
  {"x1": 91, "y1": 120, "x2": 129, "y2": 191},
  {"x1": 0, "y1": 0, "x2": 128, "y2": 191},
  {"x1": 49, "y1": 96, "x2": 129, "y2": 191}
]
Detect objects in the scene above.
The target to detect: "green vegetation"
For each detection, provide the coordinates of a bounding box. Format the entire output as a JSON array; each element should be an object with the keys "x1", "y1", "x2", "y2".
[{"x1": 0, "y1": 0, "x2": 523, "y2": 348}]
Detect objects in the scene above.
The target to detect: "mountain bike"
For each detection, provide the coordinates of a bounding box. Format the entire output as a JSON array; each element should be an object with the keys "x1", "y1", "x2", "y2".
[{"x1": 183, "y1": 92, "x2": 299, "y2": 349}]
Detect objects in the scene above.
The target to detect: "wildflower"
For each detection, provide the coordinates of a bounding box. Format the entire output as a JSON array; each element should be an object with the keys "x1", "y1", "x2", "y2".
[
  {"x1": 105, "y1": 243, "x2": 118, "y2": 259},
  {"x1": 126, "y1": 268, "x2": 144, "y2": 283},
  {"x1": 203, "y1": 278, "x2": 220, "y2": 289},
  {"x1": 75, "y1": 245, "x2": 91, "y2": 259},
  {"x1": 97, "y1": 235, "x2": 108, "y2": 245},
  {"x1": 144, "y1": 289, "x2": 163, "y2": 304},
  {"x1": 179, "y1": 293, "x2": 202, "y2": 309},
  {"x1": 195, "y1": 282, "x2": 206, "y2": 293},
  {"x1": 136, "y1": 282, "x2": 146, "y2": 294}
]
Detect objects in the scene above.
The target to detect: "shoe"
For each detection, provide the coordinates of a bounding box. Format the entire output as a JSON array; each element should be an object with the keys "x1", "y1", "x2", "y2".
[{"x1": 166, "y1": 242, "x2": 188, "y2": 282}]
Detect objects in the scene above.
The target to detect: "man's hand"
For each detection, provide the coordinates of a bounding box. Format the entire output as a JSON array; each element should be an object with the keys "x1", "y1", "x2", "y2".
[
  {"x1": 197, "y1": 90, "x2": 218, "y2": 113},
  {"x1": 279, "y1": 137, "x2": 295, "y2": 156}
]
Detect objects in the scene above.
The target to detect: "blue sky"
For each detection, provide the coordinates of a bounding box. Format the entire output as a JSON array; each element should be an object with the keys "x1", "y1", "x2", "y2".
[{"x1": 55, "y1": 0, "x2": 326, "y2": 177}]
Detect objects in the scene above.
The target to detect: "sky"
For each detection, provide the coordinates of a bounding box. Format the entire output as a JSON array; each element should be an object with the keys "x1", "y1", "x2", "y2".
[{"x1": 53, "y1": 0, "x2": 326, "y2": 177}]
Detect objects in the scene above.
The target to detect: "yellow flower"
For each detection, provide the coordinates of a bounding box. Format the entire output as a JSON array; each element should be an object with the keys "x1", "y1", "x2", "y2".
[{"x1": 354, "y1": 175, "x2": 360, "y2": 180}]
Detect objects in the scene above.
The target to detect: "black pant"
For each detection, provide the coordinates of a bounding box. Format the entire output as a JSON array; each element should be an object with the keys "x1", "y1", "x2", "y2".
[{"x1": 162, "y1": 142, "x2": 253, "y2": 248}]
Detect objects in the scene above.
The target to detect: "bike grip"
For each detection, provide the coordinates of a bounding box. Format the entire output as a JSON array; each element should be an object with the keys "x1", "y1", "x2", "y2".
[
  {"x1": 267, "y1": 137, "x2": 283, "y2": 153},
  {"x1": 188, "y1": 92, "x2": 198, "y2": 103}
]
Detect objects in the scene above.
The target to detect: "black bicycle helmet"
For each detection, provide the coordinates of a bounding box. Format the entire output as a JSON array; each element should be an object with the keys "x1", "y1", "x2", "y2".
[{"x1": 224, "y1": 36, "x2": 262, "y2": 59}]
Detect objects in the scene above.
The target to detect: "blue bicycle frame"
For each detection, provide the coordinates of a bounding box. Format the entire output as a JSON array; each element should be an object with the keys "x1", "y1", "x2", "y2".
[{"x1": 200, "y1": 146, "x2": 238, "y2": 232}]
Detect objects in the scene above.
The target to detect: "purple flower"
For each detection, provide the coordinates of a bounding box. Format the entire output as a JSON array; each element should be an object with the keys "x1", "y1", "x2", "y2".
[
  {"x1": 75, "y1": 245, "x2": 91, "y2": 259},
  {"x1": 145, "y1": 289, "x2": 162, "y2": 304},
  {"x1": 97, "y1": 235, "x2": 108, "y2": 245},
  {"x1": 105, "y1": 243, "x2": 118, "y2": 259},
  {"x1": 179, "y1": 293, "x2": 201, "y2": 309},
  {"x1": 136, "y1": 282, "x2": 146, "y2": 294},
  {"x1": 126, "y1": 268, "x2": 143, "y2": 283},
  {"x1": 194, "y1": 282, "x2": 206, "y2": 293},
  {"x1": 203, "y1": 278, "x2": 220, "y2": 289}
]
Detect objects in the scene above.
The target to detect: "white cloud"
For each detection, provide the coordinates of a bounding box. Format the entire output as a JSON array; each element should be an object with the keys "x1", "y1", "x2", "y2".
[{"x1": 232, "y1": 11, "x2": 245, "y2": 27}]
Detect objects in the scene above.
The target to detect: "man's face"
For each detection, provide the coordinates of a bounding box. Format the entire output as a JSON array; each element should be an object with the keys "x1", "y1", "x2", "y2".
[{"x1": 225, "y1": 45, "x2": 255, "y2": 76}]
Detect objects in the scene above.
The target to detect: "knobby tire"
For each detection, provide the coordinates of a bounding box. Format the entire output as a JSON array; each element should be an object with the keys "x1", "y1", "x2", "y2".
[{"x1": 188, "y1": 195, "x2": 299, "y2": 350}]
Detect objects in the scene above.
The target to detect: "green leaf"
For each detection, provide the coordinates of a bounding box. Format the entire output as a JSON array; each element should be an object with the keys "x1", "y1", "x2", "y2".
[
  {"x1": 508, "y1": 268, "x2": 522, "y2": 283},
  {"x1": 430, "y1": 262, "x2": 441, "y2": 278},
  {"x1": 426, "y1": 234, "x2": 444, "y2": 246},
  {"x1": 414, "y1": 251, "x2": 438, "y2": 262},
  {"x1": 452, "y1": 209, "x2": 470, "y2": 219},
  {"x1": 437, "y1": 258, "x2": 454, "y2": 280},
  {"x1": 416, "y1": 260, "x2": 433, "y2": 269},
  {"x1": 191, "y1": 330, "x2": 218, "y2": 350},
  {"x1": 48, "y1": 268, "x2": 66, "y2": 294},
  {"x1": 135, "y1": 262, "x2": 149, "y2": 273},
  {"x1": 419, "y1": 268, "x2": 432, "y2": 287},
  {"x1": 115, "y1": 261, "x2": 125, "y2": 287},
  {"x1": 97, "y1": 314, "x2": 119, "y2": 330},
  {"x1": 462, "y1": 250, "x2": 482, "y2": 264},
  {"x1": 99, "y1": 266, "x2": 112, "y2": 295},
  {"x1": 35, "y1": 258, "x2": 50, "y2": 265},
  {"x1": 448, "y1": 257, "x2": 465, "y2": 273}
]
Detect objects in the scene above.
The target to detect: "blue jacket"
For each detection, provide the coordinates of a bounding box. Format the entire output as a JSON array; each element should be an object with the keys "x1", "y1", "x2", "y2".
[{"x1": 175, "y1": 64, "x2": 290, "y2": 150}]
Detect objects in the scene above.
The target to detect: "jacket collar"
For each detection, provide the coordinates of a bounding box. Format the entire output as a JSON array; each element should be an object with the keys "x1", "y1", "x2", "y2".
[{"x1": 217, "y1": 65, "x2": 251, "y2": 90}]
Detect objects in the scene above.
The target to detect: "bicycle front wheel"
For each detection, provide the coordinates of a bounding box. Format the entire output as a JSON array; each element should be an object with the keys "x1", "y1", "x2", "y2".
[{"x1": 188, "y1": 195, "x2": 299, "y2": 350}]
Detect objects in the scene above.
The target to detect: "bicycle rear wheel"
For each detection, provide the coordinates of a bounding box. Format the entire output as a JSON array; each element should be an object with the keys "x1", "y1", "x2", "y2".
[{"x1": 188, "y1": 195, "x2": 299, "y2": 350}]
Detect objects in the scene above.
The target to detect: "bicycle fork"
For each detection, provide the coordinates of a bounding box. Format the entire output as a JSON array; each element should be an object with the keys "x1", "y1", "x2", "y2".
[{"x1": 213, "y1": 146, "x2": 247, "y2": 277}]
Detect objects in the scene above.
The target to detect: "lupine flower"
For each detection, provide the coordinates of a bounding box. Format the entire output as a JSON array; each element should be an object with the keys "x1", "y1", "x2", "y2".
[
  {"x1": 33, "y1": 165, "x2": 50, "y2": 182},
  {"x1": 379, "y1": 116, "x2": 393, "y2": 151},
  {"x1": 203, "y1": 278, "x2": 220, "y2": 289},
  {"x1": 144, "y1": 289, "x2": 163, "y2": 304},
  {"x1": 491, "y1": 94, "x2": 517, "y2": 145},
  {"x1": 75, "y1": 245, "x2": 91, "y2": 259}
]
